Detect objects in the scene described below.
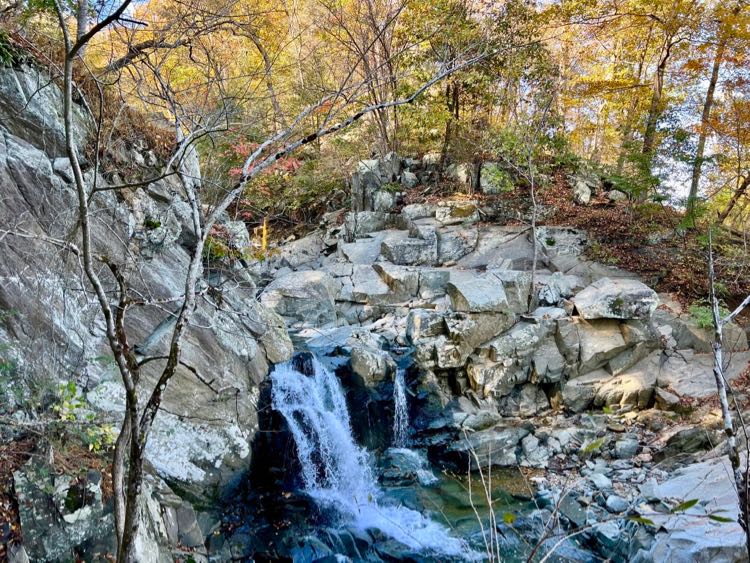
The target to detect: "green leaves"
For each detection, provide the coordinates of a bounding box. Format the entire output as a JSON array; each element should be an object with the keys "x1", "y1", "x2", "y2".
[
  {"x1": 671, "y1": 499, "x2": 699, "y2": 513},
  {"x1": 628, "y1": 515, "x2": 655, "y2": 526},
  {"x1": 708, "y1": 514, "x2": 734, "y2": 523}
]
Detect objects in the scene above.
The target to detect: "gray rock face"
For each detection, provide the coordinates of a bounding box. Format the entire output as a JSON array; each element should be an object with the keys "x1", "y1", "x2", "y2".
[
  {"x1": 260, "y1": 270, "x2": 339, "y2": 326},
  {"x1": 0, "y1": 65, "x2": 92, "y2": 157},
  {"x1": 380, "y1": 231, "x2": 437, "y2": 265},
  {"x1": 0, "y1": 65, "x2": 293, "y2": 501},
  {"x1": 573, "y1": 278, "x2": 658, "y2": 320},
  {"x1": 350, "y1": 346, "x2": 395, "y2": 386},
  {"x1": 13, "y1": 461, "x2": 116, "y2": 561},
  {"x1": 638, "y1": 457, "x2": 746, "y2": 563},
  {"x1": 350, "y1": 155, "x2": 403, "y2": 213},
  {"x1": 446, "y1": 274, "x2": 512, "y2": 314},
  {"x1": 446, "y1": 425, "x2": 530, "y2": 468}
]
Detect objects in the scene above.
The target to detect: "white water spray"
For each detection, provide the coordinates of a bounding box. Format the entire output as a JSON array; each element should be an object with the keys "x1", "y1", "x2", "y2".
[
  {"x1": 271, "y1": 357, "x2": 474, "y2": 559},
  {"x1": 393, "y1": 368, "x2": 409, "y2": 447}
]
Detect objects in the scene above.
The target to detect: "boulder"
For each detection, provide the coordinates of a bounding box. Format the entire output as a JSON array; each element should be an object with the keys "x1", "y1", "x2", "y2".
[
  {"x1": 350, "y1": 157, "x2": 400, "y2": 213},
  {"x1": 561, "y1": 369, "x2": 612, "y2": 413},
  {"x1": 572, "y1": 278, "x2": 658, "y2": 320},
  {"x1": 405, "y1": 309, "x2": 445, "y2": 343},
  {"x1": 467, "y1": 322, "x2": 547, "y2": 396},
  {"x1": 593, "y1": 352, "x2": 659, "y2": 408},
  {"x1": 637, "y1": 457, "x2": 746, "y2": 563},
  {"x1": 444, "y1": 425, "x2": 530, "y2": 469},
  {"x1": 380, "y1": 231, "x2": 437, "y2": 265},
  {"x1": 401, "y1": 170, "x2": 419, "y2": 189},
  {"x1": 655, "y1": 349, "x2": 750, "y2": 401},
  {"x1": 436, "y1": 226, "x2": 478, "y2": 263},
  {"x1": 260, "y1": 270, "x2": 339, "y2": 326},
  {"x1": 344, "y1": 211, "x2": 389, "y2": 238},
  {"x1": 573, "y1": 181, "x2": 591, "y2": 205},
  {"x1": 350, "y1": 347, "x2": 395, "y2": 387},
  {"x1": 578, "y1": 319, "x2": 628, "y2": 374},
  {"x1": 435, "y1": 200, "x2": 480, "y2": 225},
  {"x1": 446, "y1": 273, "x2": 512, "y2": 315},
  {"x1": 373, "y1": 263, "x2": 420, "y2": 297}
]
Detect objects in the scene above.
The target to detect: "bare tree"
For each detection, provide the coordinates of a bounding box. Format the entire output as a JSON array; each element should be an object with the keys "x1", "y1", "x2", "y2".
[{"x1": 707, "y1": 228, "x2": 750, "y2": 554}]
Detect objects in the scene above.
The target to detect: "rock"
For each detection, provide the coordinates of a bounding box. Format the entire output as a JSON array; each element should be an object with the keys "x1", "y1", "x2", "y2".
[
  {"x1": 572, "y1": 278, "x2": 658, "y2": 320},
  {"x1": 0, "y1": 65, "x2": 92, "y2": 157},
  {"x1": 417, "y1": 268, "x2": 451, "y2": 299},
  {"x1": 653, "y1": 387, "x2": 681, "y2": 412},
  {"x1": 401, "y1": 170, "x2": 419, "y2": 189},
  {"x1": 405, "y1": 309, "x2": 445, "y2": 343},
  {"x1": 562, "y1": 370, "x2": 612, "y2": 412},
  {"x1": 351, "y1": 157, "x2": 400, "y2": 213},
  {"x1": 435, "y1": 200, "x2": 480, "y2": 225},
  {"x1": 537, "y1": 272, "x2": 581, "y2": 306},
  {"x1": 605, "y1": 495, "x2": 629, "y2": 513},
  {"x1": 373, "y1": 189, "x2": 397, "y2": 213},
  {"x1": 447, "y1": 397, "x2": 502, "y2": 431},
  {"x1": 654, "y1": 427, "x2": 721, "y2": 462},
  {"x1": 344, "y1": 211, "x2": 389, "y2": 237},
  {"x1": 521, "y1": 434, "x2": 550, "y2": 467},
  {"x1": 497, "y1": 384, "x2": 549, "y2": 417},
  {"x1": 260, "y1": 270, "x2": 339, "y2": 326},
  {"x1": 349, "y1": 265, "x2": 391, "y2": 304},
  {"x1": 52, "y1": 157, "x2": 73, "y2": 182},
  {"x1": 379, "y1": 448, "x2": 437, "y2": 487},
  {"x1": 590, "y1": 472, "x2": 613, "y2": 491},
  {"x1": 573, "y1": 180, "x2": 591, "y2": 205},
  {"x1": 491, "y1": 270, "x2": 532, "y2": 314},
  {"x1": 657, "y1": 311, "x2": 749, "y2": 353},
  {"x1": 380, "y1": 231, "x2": 437, "y2": 266},
  {"x1": 614, "y1": 437, "x2": 639, "y2": 459},
  {"x1": 340, "y1": 235, "x2": 386, "y2": 264},
  {"x1": 655, "y1": 349, "x2": 750, "y2": 401},
  {"x1": 467, "y1": 322, "x2": 546, "y2": 396},
  {"x1": 14, "y1": 462, "x2": 115, "y2": 561},
  {"x1": 638, "y1": 457, "x2": 746, "y2": 563},
  {"x1": 350, "y1": 347, "x2": 395, "y2": 387},
  {"x1": 401, "y1": 203, "x2": 436, "y2": 221},
  {"x1": 608, "y1": 189, "x2": 628, "y2": 202},
  {"x1": 578, "y1": 319, "x2": 628, "y2": 374},
  {"x1": 436, "y1": 226, "x2": 478, "y2": 263},
  {"x1": 594, "y1": 352, "x2": 658, "y2": 409},
  {"x1": 373, "y1": 263, "x2": 420, "y2": 297},
  {"x1": 444, "y1": 426, "x2": 529, "y2": 468},
  {"x1": 446, "y1": 273, "x2": 512, "y2": 314}
]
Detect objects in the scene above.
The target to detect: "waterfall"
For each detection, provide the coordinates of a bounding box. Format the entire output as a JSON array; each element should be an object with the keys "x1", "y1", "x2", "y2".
[
  {"x1": 271, "y1": 356, "x2": 475, "y2": 559},
  {"x1": 393, "y1": 368, "x2": 409, "y2": 447}
]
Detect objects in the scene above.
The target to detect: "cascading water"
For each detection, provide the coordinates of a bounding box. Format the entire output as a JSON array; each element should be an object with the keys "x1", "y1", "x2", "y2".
[
  {"x1": 271, "y1": 356, "x2": 475, "y2": 559},
  {"x1": 392, "y1": 368, "x2": 409, "y2": 447}
]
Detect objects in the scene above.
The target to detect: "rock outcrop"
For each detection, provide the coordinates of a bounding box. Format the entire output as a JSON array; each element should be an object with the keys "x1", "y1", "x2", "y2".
[{"x1": 1, "y1": 64, "x2": 292, "y2": 559}]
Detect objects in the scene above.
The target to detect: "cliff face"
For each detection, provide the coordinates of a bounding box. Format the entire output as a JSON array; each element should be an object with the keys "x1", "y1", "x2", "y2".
[{"x1": 0, "y1": 64, "x2": 292, "y2": 495}]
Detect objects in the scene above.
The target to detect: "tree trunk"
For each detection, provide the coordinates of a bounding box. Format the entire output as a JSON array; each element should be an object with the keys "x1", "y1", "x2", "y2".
[
  {"x1": 687, "y1": 39, "x2": 726, "y2": 221},
  {"x1": 642, "y1": 36, "x2": 674, "y2": 166},
  {"x1": 717, "y1": 175, "x2": 750, "y2": 224},
  {"x1": 616, "y1": 25, "x2": 652, "y2": 173}
]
